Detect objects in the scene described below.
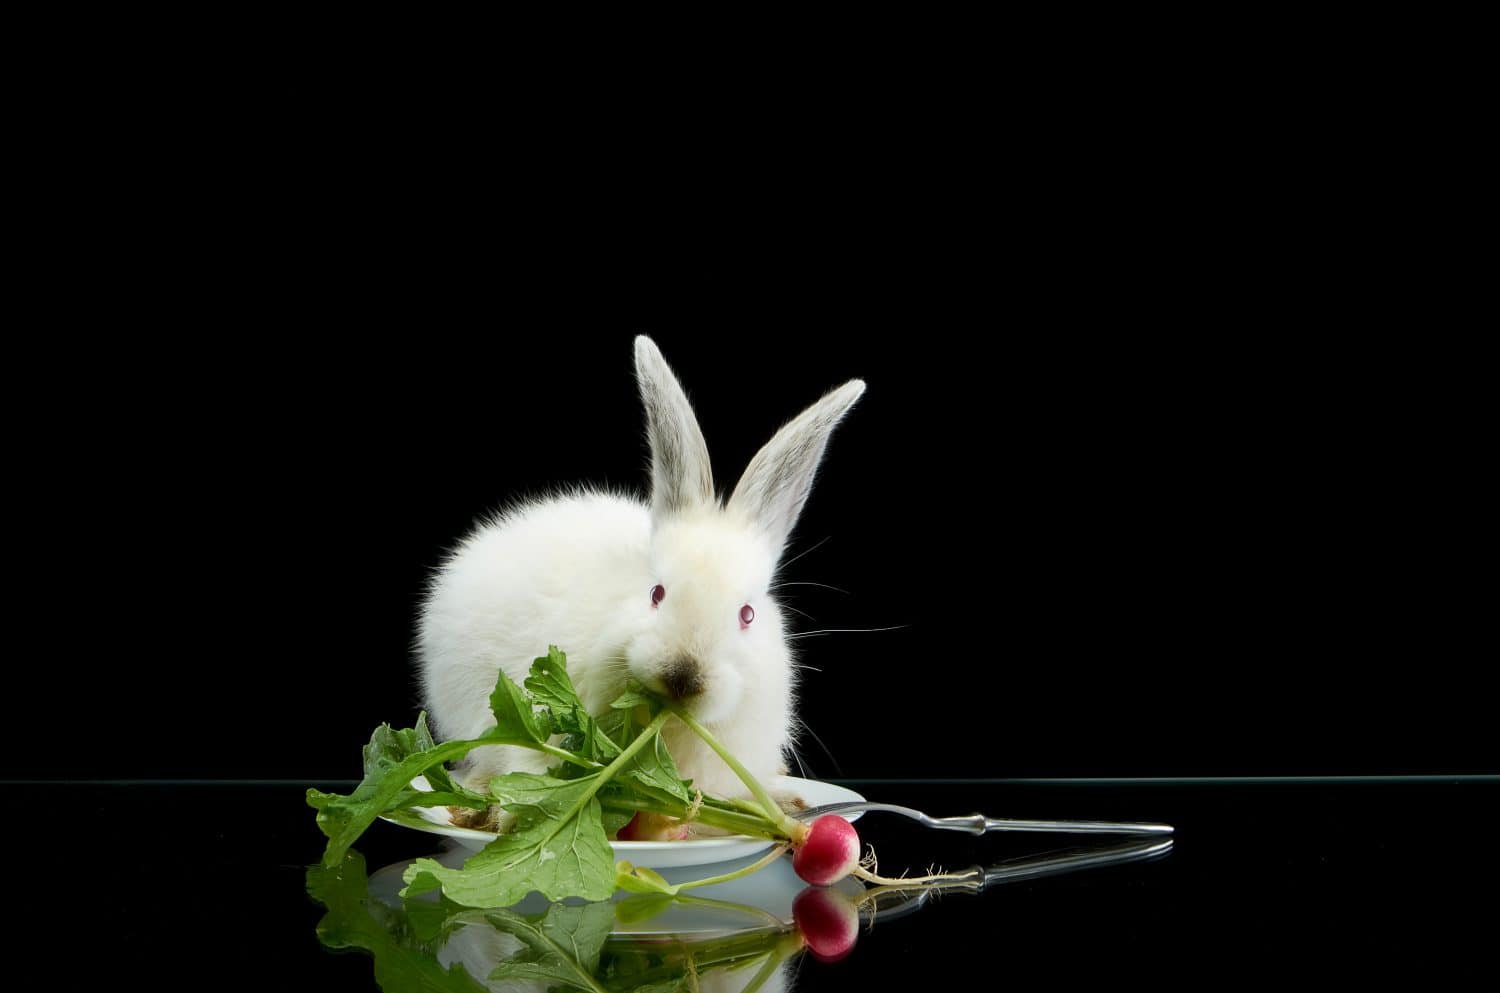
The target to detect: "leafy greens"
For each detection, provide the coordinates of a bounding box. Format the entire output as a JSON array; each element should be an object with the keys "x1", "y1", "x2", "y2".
[{"x1": 307, "y1": 647, "x2": 785, "y2": 909}]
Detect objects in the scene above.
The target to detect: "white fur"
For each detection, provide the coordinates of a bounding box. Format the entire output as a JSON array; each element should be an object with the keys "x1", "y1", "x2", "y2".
[{"x1": 418, "y1": 336, "x2": 864, "y2": 810}]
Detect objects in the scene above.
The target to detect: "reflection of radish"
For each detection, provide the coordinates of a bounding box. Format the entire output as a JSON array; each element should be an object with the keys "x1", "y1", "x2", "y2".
[
  {"x1": 792, "y1": 886, "x2": 860, "y2": 962},
  {"x1": 792, "y1": 815, "x2": 861, "y2": 886},
  {"x1": 616, "y1": 811, "x2": 690, "y2": 841}
]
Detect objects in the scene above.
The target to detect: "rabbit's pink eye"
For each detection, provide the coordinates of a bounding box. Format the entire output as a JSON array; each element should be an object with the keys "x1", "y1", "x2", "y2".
[
  {"x1": 651, "y1": 584, "x2": 666, "y2": 607},
  {"x1": 739, "y1": 604, "x2": 755, "y2": 627}
]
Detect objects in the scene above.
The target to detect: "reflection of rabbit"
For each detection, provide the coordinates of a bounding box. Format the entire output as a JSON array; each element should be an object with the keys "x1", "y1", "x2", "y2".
[
  {"x1": 436, "y1": 923, "x2": 527, "y2": 993},
  {"x1": 419, "y1": 336, "x2": 865, "y2": 814},
  {"x1": 702, "y1": 964, "x2": 791, "y2": 993}
]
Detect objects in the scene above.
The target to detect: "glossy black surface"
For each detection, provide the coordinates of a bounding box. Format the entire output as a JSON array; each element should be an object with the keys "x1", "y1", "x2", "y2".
[{"x1": 13, "y1": 778, "x2": 1495, "y2": 986}]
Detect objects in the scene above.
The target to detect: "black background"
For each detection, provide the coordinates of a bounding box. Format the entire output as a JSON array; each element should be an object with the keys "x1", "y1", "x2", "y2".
[{"x1": 9, "y1": 55, "x2": 1491, "y2": 782}]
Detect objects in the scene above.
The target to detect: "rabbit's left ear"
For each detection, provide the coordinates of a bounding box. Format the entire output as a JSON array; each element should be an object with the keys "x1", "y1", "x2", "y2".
[
  {"x1": 635, "y1": 336, "x2": 715, "y2": 523},
  {"x1": 728, "y1": 379, "x2": 866, "y2": 556}
]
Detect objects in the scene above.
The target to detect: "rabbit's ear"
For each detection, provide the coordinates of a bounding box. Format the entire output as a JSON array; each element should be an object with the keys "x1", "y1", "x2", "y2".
[
  {"x1": 635, "y1": 336, "x2": 715, "y2": 521},
  {"x1": 728, "y1": 379, "x2": 866, "y2": 554}
]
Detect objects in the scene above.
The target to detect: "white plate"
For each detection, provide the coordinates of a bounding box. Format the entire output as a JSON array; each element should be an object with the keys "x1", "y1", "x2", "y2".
[{"x1": 381, "y1": 775, "x2": 865, "y2": 868}]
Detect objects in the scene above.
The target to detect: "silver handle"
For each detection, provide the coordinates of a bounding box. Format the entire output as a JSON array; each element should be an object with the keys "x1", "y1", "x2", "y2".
[
  {"x1": 936, "y1": 813, "x2": 1175, "y2": 837},
  {"x1": 798, "y1": 801, "x2": 1174, "y2": 836}
]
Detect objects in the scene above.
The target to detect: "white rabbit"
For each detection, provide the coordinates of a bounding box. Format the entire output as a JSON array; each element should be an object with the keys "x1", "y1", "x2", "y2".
[{"x1": 418, "y1": 336, "x2": 864, "y2": 822}]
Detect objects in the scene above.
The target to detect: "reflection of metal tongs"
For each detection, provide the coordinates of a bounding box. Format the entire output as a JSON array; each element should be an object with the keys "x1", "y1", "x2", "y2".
[
  {"x1": 793, "y1": 801, "x2": 1174, "y2": 837},
  {"x1": 857, "y1": 835, "x2": 1176, "y2": 920}
]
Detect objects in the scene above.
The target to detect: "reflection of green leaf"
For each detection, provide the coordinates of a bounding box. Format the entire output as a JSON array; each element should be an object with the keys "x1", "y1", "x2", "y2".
[
  {"x1": 403, "y1": 774, "x2": 615, "y2": 908},
  {"x1": 601, "y1": 926, "x2": 800, "y2": 993},
  {"x1": 486, "y1": 902, "x2": 616, "y2": 991},
  {"x1": 402, "y1": 897, "x2": 452, "y2": 945},
  {"x1": 309, "y1": 849, "x2": 803, "y2": 993},
  {"x1": 614, "y1": 892, "x2": 677, "y2": 925},
  {"x1": 305, "y1": 851, "x2": 489, "y2": 993},
  {"x1": 623, "y1": 981, "x2": 692, "y2": 993},
  {"x1": 538, "y1": 902, "x2": 615, "y2": 975}
]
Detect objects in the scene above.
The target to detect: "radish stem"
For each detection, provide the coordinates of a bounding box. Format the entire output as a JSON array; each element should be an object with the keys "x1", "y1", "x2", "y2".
[
  {"x1": 600, "y1": 797, "x2": 781, "y2": 840},
  {"x1": 667, "y1": 892, "x2": 785, "y2": 929},
  {"x1": 675, "y1": 844, "x2": 790, "y2": 892},
  {"x1": 663, "y1": 703, "x2": 807, "y2": 843}
]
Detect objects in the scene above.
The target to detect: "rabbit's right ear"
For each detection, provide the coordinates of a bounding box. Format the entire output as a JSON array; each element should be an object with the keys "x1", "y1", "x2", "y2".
[
  {"x1": 635, "y1": 336, "x2": 715, "y2": 523},
  {"x1": 728, "y1": 378, "x2": 866, "y2": 557}
]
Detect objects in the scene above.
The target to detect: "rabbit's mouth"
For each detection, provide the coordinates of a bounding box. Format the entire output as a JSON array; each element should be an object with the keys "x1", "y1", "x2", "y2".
[
  {"x1": 659, "y1": 657, "x2": 706, "y2": 700},
  {"x1": 629, "y1": 650, "x2": 708, "y2": 704},
  {"x1": 631, "y1": 657, "x2": 743, "y2": 726}
]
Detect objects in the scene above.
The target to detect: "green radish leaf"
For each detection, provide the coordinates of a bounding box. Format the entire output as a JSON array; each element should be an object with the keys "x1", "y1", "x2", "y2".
[
  {"x1": 402, "y1": 773, "x2": 615, "y2": 908},
  {"x1": 602, "y1": 806, "x2": 634, "y2": 837},
  {"x1": 359, "y1": 714, "x2": 431, "y2": 779},
  {"x1": 310, "y1": 647, "x2": 795, "y2": 907},
  {"x1": 484, "y1": 770, "x2": 599, "y2": 815},
  {"x1": 306, "y1": 673, "x2": 582, "y2": 868},
  {"x1": 308, "y1": 728, "x2": 481, "y2": 868},
  {"x1": 487, "y1": 668, "x2": 553, "y2": 744},
  {"x1": 620, "y1": 730, "x2": 692, "y2": 804},
  {"x1": 387, "y1": 788, "x2": 487, "y2": 810},
  {"x1": 526, "y1": 646, "x2": 624, "y2": 765},
  {"x1": 615, "y1": 861, "x2": 680, "y2": 895},
  {"x1": 560, "y1": 711, "x2": 622, "y2": 767},
  {"x1": 595, "y1": 705, "x2": 638, "y2": 753},
  {"x1": 414, "y1": 712, "x2": 466, "y2": 797},
  {"x1": 412, "y1": 711, "x2": 437, "y2": 751},
  {"x1": 609, "y1": 679, "x2": 657, "y2": 710},
  {"x1": 521, "y1": 646, "x2": 584, "y2": 716}
]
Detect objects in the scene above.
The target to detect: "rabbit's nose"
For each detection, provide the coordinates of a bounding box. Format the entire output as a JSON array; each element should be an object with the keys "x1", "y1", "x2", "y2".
[{"x1": 661, "y1": 657, "x2": 706, "y2": 699}]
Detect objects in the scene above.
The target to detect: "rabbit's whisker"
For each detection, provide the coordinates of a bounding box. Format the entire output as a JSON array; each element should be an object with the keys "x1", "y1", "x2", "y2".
[
  {"x1": 788, "y1": 625, "x2": 908, "y2": 640},
  {"x1": 778, "y1": 536, "x2": 831, "y2": 571},
  {"x1": 786, "y1": 742, "x2": 809, "y2": 778},
  {"x1": 771, "y1": 581, "x2": 851, "y2": 595},
  {"x1": 791, "y1": 716, "x2": 843, "y2": 775}
]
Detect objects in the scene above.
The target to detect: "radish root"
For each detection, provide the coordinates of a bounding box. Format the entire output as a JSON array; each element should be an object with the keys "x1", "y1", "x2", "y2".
[{"x1": 849, "y1": 845, "x2": 982, "y2": 887}]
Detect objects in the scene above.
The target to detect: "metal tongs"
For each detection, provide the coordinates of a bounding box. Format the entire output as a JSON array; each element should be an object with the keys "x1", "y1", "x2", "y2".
[{"x1": 792, "y1": 800, "x2": 1173, "y2": 837}]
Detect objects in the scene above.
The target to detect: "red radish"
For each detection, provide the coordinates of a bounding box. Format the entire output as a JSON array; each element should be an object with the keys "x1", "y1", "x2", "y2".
[
  {"x1": 661, "y1": 701, "x2": 992, "y2": 896},
  {"x1": 792, "y1": 886, "x2": 860, "y2": 962},
  {"x1": 616, "y1": 811, "x2": 690, "y2": 841},
  {"x1": 792, "y1": 815, "x2": 861, "y2": 886}
]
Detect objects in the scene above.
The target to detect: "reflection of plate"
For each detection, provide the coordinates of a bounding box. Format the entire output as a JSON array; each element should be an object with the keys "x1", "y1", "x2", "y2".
[
  {"x1": 378, "y1": 775, "x2": 865, "y2": 868},
  {"x1": 367, "y1": 846, "x2": 867, "y2": 935}
]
